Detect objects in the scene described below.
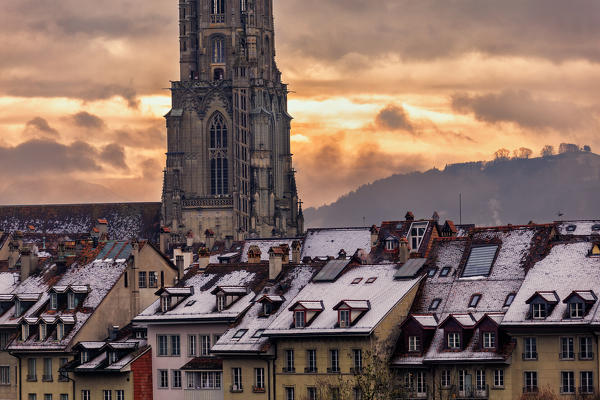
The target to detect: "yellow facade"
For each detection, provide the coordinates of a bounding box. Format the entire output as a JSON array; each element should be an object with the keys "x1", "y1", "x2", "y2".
[
  {"x1": 20, "y1": 355, "x2": 72, "y2": 400},
  {"x1": 73, "y1": 373, "x2": 132, "y2": 400},
  {"x1": 222, "y1": 358, "x2": 273, "y2": 400}
]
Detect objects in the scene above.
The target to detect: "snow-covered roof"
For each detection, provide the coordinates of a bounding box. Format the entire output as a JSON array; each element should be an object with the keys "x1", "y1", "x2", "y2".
[
  {"x1": 135, "y1": 266, "x2": 267, "y2": 322},
  {"x1": 264, "y1": 264, "x2": 422, "y2": 337},
  {"x1": 240, "y1": 238, "x2": 299, "y2": 262},
  {"x1": 290, "y1": 301, "x2": 324, "y2": 311},
  {"x1": 411, "y1": 314, "x2": 438, "y2": 328},
  {"x1": 301, "y1": 227, "x2": 371, "y2": 260},
  {"x1": 557, "y1": 221, "x2": 600, "y2": 236},
  {"x1": 334, "y1": 300, "x2": 370, "y2": 310},
  {"x1": 503, "y1": 242, "x2": 600, "y2": 326}
]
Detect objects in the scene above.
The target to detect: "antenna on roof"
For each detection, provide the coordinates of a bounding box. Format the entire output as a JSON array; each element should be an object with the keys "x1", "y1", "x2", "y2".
[{"x1": 459, "y1": 193, "x2": 462, "y2": 225}]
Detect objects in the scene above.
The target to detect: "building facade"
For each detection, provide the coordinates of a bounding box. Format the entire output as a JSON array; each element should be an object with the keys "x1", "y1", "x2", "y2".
[{"x1": 161, "y1": 0, "x2": 302, "y2": 243}]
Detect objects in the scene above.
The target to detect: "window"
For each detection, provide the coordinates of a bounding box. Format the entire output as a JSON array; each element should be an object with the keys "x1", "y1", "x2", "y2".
[
  {"x1": 581, "y1": 371, "x2": 594, "y2": 394},
  {"x1": 211, "y1": 0, "x2": 225, "y2": 22},
  {"x1": 429, "y1": 298, "x2": 441, "y2": 311},
  {"x1": 252, "y1": 329, "x2": 264, "y2": 338},
  {"x1": 405, "y1": 372, "x2": 414, "y2": 390},
  {"x1": 149, "y1": 272, "x2": 158, "y2": 288},
  {"x1": 561, "y1": 371, "x2": 575, "y2": 394},
  {"x1": 427, "y1": 268, "x2": 437, "y2": 277},
  {"x1": 306, "y1": 349, "x2": 317, "y2": 372},
  {"x1": 441, "y1": 370, "x2": 451, "y2": 388},
  {"x1": 409, "y1": 222, "x2": 428, "y2": 250},
  {"x1": 494, "y1": 369, "x2": 504, "y2": 388},
  {"x1": 439, "y1": 267, "x2": 451, "y2": 277},
  {"x1": 294, "y1": 311, "x2": 305, "y2": 328},
  {"x1": 103, "y1": 391, "x2": 111, "y2": 400},
  {"x1": 469, "y1": 294, "x2": 481, "y2": 308},
  {"x1": 232, "y1": 330, "x2": 247, "y2": 340},
  {"x1": 172, "y1": 370, "x2": 182, "y2": 388},
  {"x1": 408, "y1": 336, "x2": 420, "y2": 352},
  {"x1": 329, "y1": 349, "x2": 339, "y2": 373},
  {"x1": 81, "y1": 391, "x2": 90, "y2": 400},
  {"x1": 232, "y1": 368, "x2": 242, "y2": 390},
  {"x1": 532, "y1": 303, "x2": 546, "y2": 319},
  {"x1": 44, "y1": 395, "x2": 52, "y2": 400},
  {"x1": 43, "y1": 358, "x2": 52, "y2": 381},
  {"x1": 186, "y1": 371, "x2": 222, "y2": 389},
  {"x1": 109, "y1": 352, "x2": 118, "y2": 364},
  {"x1": 351, "y1": 278, "x2": 362, "y2": 284},
  {"x1": 580, "y1": 336, "x2": 593, "y2": 359},
  {"x1": 0, "y1": 366, "x2": 10, "y2": 384},
  {"x1": 188, "y1": 335, "x2": 197, "y2": 356},
  {"x1": 217, "y1": 295, "x2": 225, "y2": 311},
  {"x1": 447, "y1": 332, "x2": 460, "y2": 349},
  {"x1": 81, "y1": 351, "x2": 89, "y2": 363},
  {"x1": 0, "y1": 332, "x2": 9, "y2": 349},
  {"x1": 39, "y1": 324, "x2": 47, "y2": 341},
  {"x1": 524, "y1": 337, "x2": 537, "y2": 360},
  {"x1": 483, "y1": 332, "x2": 496, "y2": 349},
  {"x1": 171, "y1": 335, "x2": 180, "y2": 356},
  {"x1": 462, "y1": 245, "x2": 498, "y2": 277},
  {"x1": 352, "y1": 349, "x2": 362, "y2": 372},
  {"x1": 209, "y1": 113, "x2": 229, "y2": 195},
  {"x1": 158, "y1": 370, "x2": 169, "y2": 388},
  {"x1": 211, "y1": 37, "x2": 225, "y2": 63},
  {"x1": 385, "y1": 239, "x2": 397, "y2": 251},
  {"x1": 330, "y1": 387, "x2": 340, "y2": 400},
  {"x1": 28, "y1": 395, "x2": 36, "y2": 400},
  {"x1": 365, "y1": 277, "x2": 377, "y2": 284},
  {"x1": 416, "y1": 371, "x2": 427, "y2": 394},
  {"x1": 307, "y1": 387, "x2": 317, "y2": 400},
  {"x1": 157, "y1": 335, "x2": 168, "y2": 356},
  {"x1": 115, "y1": 392, "x2": 123, "y2": 400},
  {"x1": 262, "y1": 302, "x2": 273, "y2": 315},
  {"x1": 569, "y1": 302, "x2": 584, "y2": 318},
  {"x1": 56, "y1": 323, "x2": 64, "y2": 340},
  {"x1": 68, "y1": 292, "x2": 78, "y2": 310},
  {"x1": 560, "y1": 337, "x2": 574, "y2": 359},
  {"x1": 524, "y1": 371, "x2": 538, "y2": 393},
  {"x1": 60, "y1": 396, "x2": 68, "y2": 400},
  {"x1": 138, "y1": 272, "x2": 147, "y2": 288},
  {"x1": 27, "y1": 358, "x2": 36, "y2": 381},
  {"x1": 504, "y1": 293, "x2": 516, "y2": 307},
  {"x1": 22, "y1": 324, "x2": 29, "y2": 341},
  {"x1": 254, "y1": 368, "x2": 264, "y2": 390},
  {"x1": 476, "y1": 370, "x2": 486, "y2": 391},
  {"x1": 285, "y1": 349, "x2": 294, "y2": 372},
  {"x1": 458, "y1": 370, "x2": 466, "y2": 392},
  {"x1": 339, "y1": 309, "x2": 350, "y2": 327},
  {"x1": 285, "y1": 387, "x2": 295, "y2": 400},
  {"x1": 50, "y1": 293, "x2": 57, "y2": 310}
]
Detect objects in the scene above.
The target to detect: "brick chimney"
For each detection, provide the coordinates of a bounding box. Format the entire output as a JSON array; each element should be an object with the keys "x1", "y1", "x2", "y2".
[
  {"x1": 198, "y1": 247, "x2": 210, "y2": 270},
  {"x1": 176, "y1": 255, "x2": 185, "y2": 281},
  {"x1": 279, "y1": 244, "x2": 290, "y2": 264},
  {"x1": 204, "y1": 229, "x2": 215, "y2": 249},
  {"x1": 247, "y1": 245, "x2": 262, "y2": 264},
  {"x1": 159, "y1": 227, "x2": 171, "y2": 254},
  {"x1": 95, "y1": 219, "x2": 108, "y2": 239},
  {"x1": 398, "y1": 238, "x2": 409, "y2": 264},
  {"x1": 268, "y1": 247, "x2": 284, "y2": 280},
  {"x1": 291, "y1": 240, "x2": 301, "y2": 264},
  {"x1": 20, "y1": 246, "x2": 38, "y2": 282}
]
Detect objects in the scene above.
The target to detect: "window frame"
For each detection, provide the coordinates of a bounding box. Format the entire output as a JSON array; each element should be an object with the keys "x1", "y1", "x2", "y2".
[
  {"x1": 329, "y1": 349, "x2": 340, "y2": 373},
  {"x1": 408, "y1": 335, "x2": 420, "y2": 352},
  {"x1": 482, "y1": 331, "x2": 496, "y2": 349},
  {"x1": 580, "y1": 336, "x2": 594, "y2": 360},
  {"x1": 524, "y1": 337, "x2": 537, "y2": 360},
  {"x1": 254, "y1": 367, "x2": 265, "y2": 390},
  {"x1": 170, "y1": 335, "x2": 180, "y2": 356},
  {"x1": 441, "y1": 369, "x2": 451, "y2": 388},
  {"x1": 447, "y1": 332, "x2": 461, "y2": 349},
  {"x1": 294, "y1": 310, "x2": 306, "y2": 328},
  {"x1": 158, "y1": 369, "x2": 169, "y2": 388},
  {"x1": 560, "y1": 371, "x2": 575, "y2": 394},
  {"x1": 138, "y1": 272, "x2": 147, "y2": 289},
  {"x1": 531, "y1": 303, "x2": 547, "y2": 319},
  {"x1": 494, "y1": 369, "x2": 504, "y2": 388},
  {"x1": 560, "y1": 337, "x2": 575, "y2": 360}
]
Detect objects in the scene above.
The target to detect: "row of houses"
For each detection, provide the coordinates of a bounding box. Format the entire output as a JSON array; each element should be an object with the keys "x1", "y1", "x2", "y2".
[{"x1": 0, "y1": 214, "x2": 598, "y2": 400}]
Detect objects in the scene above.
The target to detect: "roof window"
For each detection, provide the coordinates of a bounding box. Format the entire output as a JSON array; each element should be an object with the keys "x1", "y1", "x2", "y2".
[
  {"x1": 429, "y1": 298, "x2": 441, "y2": 311},
  {"x1": 233, "y1": 329, "x2": 248, "y2": 339},
  {"x1": 462, "y1": 245, "x2": 499, "y2": 278},
  {"x1": 468, "y1": 294, "x2": 481, "y2": 308},
  {"x1": 185, "y1": 300, "x2": 196, "y2": 307},
  {"x1": 427, "y1": 268, "x2": 437, "y2": 278},
  {"x1": 439, "y1": 267, "x2": 451, "y2": 277},
  {"x1": 408, "y1": 222, "x2": 428, "y2": 251},
  {"x1": 593, "y1": 224, "x2": 600, "y2": 232},
  {"x1": 351, "y1": 278, "x2": 363, "y2": 285},
  {"x1": 252, "y1": 329, "x2": 265, "y2": 338},
  {"x1": 566, "y1": 224, "x2": 577, "y2": 232},
  {"x1": 365, "y1": 277, "x2": 377, "y2": 284},
  {"x1": 504, "y1": 293, "x2": 516, "y2": 307}
]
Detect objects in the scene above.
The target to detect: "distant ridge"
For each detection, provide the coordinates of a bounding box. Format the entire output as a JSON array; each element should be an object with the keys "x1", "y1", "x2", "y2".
[{"x1": 304, "y1": 152, "x2": 600, "y2": 228}]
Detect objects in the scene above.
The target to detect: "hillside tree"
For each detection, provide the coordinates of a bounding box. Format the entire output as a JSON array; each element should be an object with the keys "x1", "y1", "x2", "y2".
[
  {"x1": 540, "y1": 145, "x2": 554, "y2": 157},
  {"x1": 494, "y1": 148, "x2": 510, "y2": 160}
]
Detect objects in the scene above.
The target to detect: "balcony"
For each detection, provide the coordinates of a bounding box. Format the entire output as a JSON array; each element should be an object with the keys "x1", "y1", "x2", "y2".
[
  {"x1": 450, "y1": 385, "x2": 489, "y2": 399},
  {"x1": 184, "y1": 390, "x2": 224, "y2": 400},
  {"x1": 522, "y1": 352, "x2": 538, "y2": 360},
  {"x1": 229, "y1": 385, "x2": 243, "y2": 393}
]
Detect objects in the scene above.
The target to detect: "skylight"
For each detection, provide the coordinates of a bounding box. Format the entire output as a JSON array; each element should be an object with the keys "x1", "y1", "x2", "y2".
[
  {"x1": 439, "y1": 267, "x2": 451, "y2": 277},
  {"x1": 469, "y1": 294, "x2": 482, "y2": 308},
  {"x1": 427, "y1": 269, "x2": 437, "y2": 278},
  {"x1": 252, "y1": 329, "x2": 265, "y2": 338},
  {"x1": 593, "y1": 224, "x2": 600, "y2": 232},
  {"x1": 233, "y1": 329, "x2": 248, "y2": 339},
  {"x1": 462, "y1": 245, "x2": 499, "y2": 278},
  {"x1": 429, "y1": 298, "x2": 441, "y2": 311},
  {"x1": 351, "y1": 278, "x2": 363, "y2": 285},
  {"x1": 566, "y1": 224, "x2": 577, "y2": 232},
  {"x1": 365, "y1": 277, "x2": 377, "y2": 284},
  {"x1": 504, "y1": 293, "x2": 516, "y2": 307},
  {"x1": 185, "y1": 300, "x2": 196, "y2": 307}
]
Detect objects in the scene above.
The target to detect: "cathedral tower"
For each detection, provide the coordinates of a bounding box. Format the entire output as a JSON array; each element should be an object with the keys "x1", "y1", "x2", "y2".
[{"x1": 162, "y1": 0, "x2": 302, "y2": 243}]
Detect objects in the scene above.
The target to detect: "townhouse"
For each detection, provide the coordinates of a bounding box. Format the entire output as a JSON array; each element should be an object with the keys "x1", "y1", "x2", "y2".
[
  {"x1": 392, "y1": 224, "x2": 555, "y2": 399},
  {"x1": 5, "y1": 239, "x2": 177, "y2": 400}
]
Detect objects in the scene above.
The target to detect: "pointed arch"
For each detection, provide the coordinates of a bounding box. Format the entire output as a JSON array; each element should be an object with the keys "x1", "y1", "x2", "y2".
[{"x1": 209, "y1": 112, "x2": 229, "y2": 195}]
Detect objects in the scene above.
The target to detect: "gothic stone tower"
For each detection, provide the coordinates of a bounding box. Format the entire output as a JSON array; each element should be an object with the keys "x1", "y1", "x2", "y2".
[{"x1": 162, "y1": 0, "x2": 303, "y2": 243}]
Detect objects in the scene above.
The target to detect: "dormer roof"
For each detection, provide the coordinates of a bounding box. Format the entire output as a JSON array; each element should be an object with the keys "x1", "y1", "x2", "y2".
[
  {"x1": 289, "y1": 301, "x2": 324, "y2": 311},
  {"x1": 333, "y1": 300, "x2": 370, "y2": 311},
  {"x1": 526, "y1": 291, "x2": 559, "y2": 304},
  {"x1": 210, "y1": 286, "x2": 248, "y2": 296},
  {"x1": 257, "y1": 294, "x2": 285, "y2": 304},
  {"x1": 563, "y1": 290, "x2": 597, "y2": 304},
  {"x1": 155, "y1": 287, "x2": 194, "y2": 297},
  {"x1": 439, "y1": 313, "x2": 477, "y2": 329}
]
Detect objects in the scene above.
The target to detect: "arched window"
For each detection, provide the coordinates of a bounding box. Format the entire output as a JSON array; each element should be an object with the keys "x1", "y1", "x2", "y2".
[
  {"x1": 209, "y1": 113, "x2": 229, "y2": 195},
  {"x1": 212, "y1": 37, "x2": 225, "y2": 63}
]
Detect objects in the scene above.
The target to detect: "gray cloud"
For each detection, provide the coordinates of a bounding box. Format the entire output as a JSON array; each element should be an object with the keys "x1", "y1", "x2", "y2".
[
  {"x1": 25, "y1": 117, "x2": 58, "y2": 136},
  {"x1": 451, "y1": 90, "x2": 594, "y2": 131},
  {"x1": 70, "y1": 111, "x2": 106, "y2": 130},
  {"x1": 375, "y1": 105, "x2": 413, "y2": 132},
  {"x1": 100, "y1": 143, "x2": 128, "y2": 170},
  {"x1": 111, "y1": 125, "x2": 166, "y2": 150}
]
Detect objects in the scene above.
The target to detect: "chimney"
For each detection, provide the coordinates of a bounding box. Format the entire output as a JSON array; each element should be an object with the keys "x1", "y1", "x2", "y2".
[
  {"x1": 186, "y1": 231, "x2": 194, "y2": 248},
  {"x1": 405, "y1": 211, "x2": 415, "y2": 222},
  {"x1": 176, "y1": 255, "x2": 185, "y2": 280},
  {"x1": 205, "y1": 229, "x2": 215, "y2": 249},
  {"x1": 109, "y1": 325, "x2": 119, "y2": 341},
  {"x1": 20, "y1": 246, "x2": 38, "y2": 282},
  {"x1": 159, "y1": 227, "x2": 171, "y2": 254},
  {"x1": 198, "y1": 247, "x2": 210, "y2": 270},
  {"x1": 130, "y1": 239, "x2": 140, "y2": 315},
  {"x1": 8, "y1": 241, "x2": 19, "y2": 269},
  {"x1": 279, "y1": 244, "x2": 290, "y2": 264},
  {"x1": 370, "y1": 225, "x2": 379, "y2": 248},
  {"x1": 338, "y1": 249, "x2": 347, "y2": 259},
  {"x1": 398, "y1": 238, "x2": 409, "y2": 264},
  {"x1": 291, "y1": 240, "x2": 301, "y2": 264},
  {"x1": 96, "y1": 219, "x2": 108, "y2": 239},
  {"x1": 268, "y1": 247, "x2": 283, "y2": 280},
  {"x1": 225, "y1": 235, "x2": 233, "y2": 250},
  {"x1": 247, "y1": 245, "x2": 262, "y2": 264}
]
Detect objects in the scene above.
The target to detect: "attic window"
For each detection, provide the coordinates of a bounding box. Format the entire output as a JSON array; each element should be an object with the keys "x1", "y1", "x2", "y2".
[
  {"x1": 252, "y1": 329, "x2": 265, "y2": 338},
  {"x1": 161, "y1": 296, "x2": 171, "y2": 313},
  {"x1": 185, "y1": 300, "x2": 196, "y2": 307},
  {"x1": 593, "y1": 224, "x2": 600, "y2": 232},
  {"x1": 217, "y1": 295, "x2": 225, "y2": 311},
  {"x1": 569, "y1": 302, "x2": 584, "y2": 319},
  {"x1": 427, "y1": 269, "x2": 437, "y2": 278},
  {"x1": 365, "y1": 277, "x2": 377, "y2": 284},
  {"x1": 294, "y1": 311, "x2": 306, "y2": 328},
  {"x1": 532, "y1": 303, "x2": 546, "y2": 319},
  {"x1": 469, "y1": 294, "x2": 482, "y2": 308},
  {"x1": 439, "y1": 267, "x2": 451, "y2": 277},
  {"x1": 50, "y1": 293, "x2": 57, "y2": 310},
  {"x1": 429, "y1": 298, "x2": 441, "y2": 311},
  {"x1": 351, "y1": 278, "x2": 363, "y2": 285},
  {"x1": 109, "y1": 351, "x2": 118, "y2": 364},
  {"x1": 81, "y1": 351, "x2": 89, "y2": 363},
  {"x1": 408, "y1": 222, "x2": 428, "y2": 251},
  {"x1": 566, "y1": 225, "x2": 577, "y2": 232},
  {"x1": 233, "y1": 329, "x2": 248, "y2": 339},
  {"x1": 504, "y1": 293, "x2": 516, "y2": 307},
  {"x1": 339, "y1": 309, "x2": 350, "y2": 328},
  {"x1": 56, "y1": 323, "x2": 64, "y2": 341}
]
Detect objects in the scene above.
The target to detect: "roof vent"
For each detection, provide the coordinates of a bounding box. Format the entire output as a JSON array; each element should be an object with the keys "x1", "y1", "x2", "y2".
[
  {"x1": 592, "y1": 224, "x2": 600, "y2": 232},
  {"x1": 566, "y1": 224, "x2": 577, "y2": 232}
]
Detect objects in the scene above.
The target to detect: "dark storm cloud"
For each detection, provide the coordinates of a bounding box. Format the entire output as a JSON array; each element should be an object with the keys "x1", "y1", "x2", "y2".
[
  {"x1": 100, "y1": 143, "x2": 128, "y2": 170},
  {"x1": 111, "y1": 125, "x2": 166, "y2": 150},
  {"x1": 451, "y1": 90, "x2": 594, "y2": 131},
  {"x1": 70, "y1": 111, "x2": 106, "y2": 130},
  {"x1": 277, "y1": 0, "x2": 600, "y2": 63},
  {"x1": 375, "y1": 105, "x2": 413, "y2": 132},
  {"x1": 25, "y1": 117, "x2": 58, "y2": 136}
]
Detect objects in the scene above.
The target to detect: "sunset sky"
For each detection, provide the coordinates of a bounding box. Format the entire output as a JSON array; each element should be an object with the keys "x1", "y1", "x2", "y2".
[{"x1": 0, "y1": 0, "x2": 599, "y2": 207}]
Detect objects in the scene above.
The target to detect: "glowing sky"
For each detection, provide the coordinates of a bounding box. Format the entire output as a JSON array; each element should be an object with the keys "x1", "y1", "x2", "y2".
[{"x1": 0, "y1": 0, "x2": 599, "y2": 207}]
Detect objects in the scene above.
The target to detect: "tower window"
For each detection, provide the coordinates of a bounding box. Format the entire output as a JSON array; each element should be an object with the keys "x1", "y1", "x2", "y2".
[
  {"x1": 209, "y1": 113, "x2": 229, "y2": 196},
  {"x1": 211, "y1": 0, "x2": 225, "y2": 23},
  {"x1": 212, "y1": 37, "x2": 225, "y2": 64}
]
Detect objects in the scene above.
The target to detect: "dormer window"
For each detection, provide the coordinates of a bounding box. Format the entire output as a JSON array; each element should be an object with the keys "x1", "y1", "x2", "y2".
[
  {"x1": 482, "y1": 332, "x2": 495, "y2": 349},
  {"x1": 408, "y1": 336, "x2": 420, "y2": 352},
  {"x1": 526, "y1": 291, "x2": 559, "y2": 320},
  {"x1": 14, "y1": 300, "x2": 21, "y2": 317},
  {"x1": 161, "y1": 296, "x2": 171, "y2": 313},
  {"x1": 408, "y1": 222, "x2": 428, "y2": 251},
  {"x1": 263, "y1": 302, "x2": 273, "y2": 316},
  {"x1": 39, "y1": 324, "x2": 47, "y2": 341},
  {"x1": 109, "y1": 351, "x2": 118, "y2": 364},
  {"x1": 570, "y1": 302, "x2": 584, "y2": 319},
  {"x1": 81, "y1": 351, "x2": 89, "y2": 363},
  {"x1": 532, "y1": 303, "x2": 546, "y2": 319},
  {"x1": 294, "y1": 311, "x2": 305, "y2": 328},
  {"x1": 56, "y1": 323, "x2": 64, "y2": 341},
  {"x1": 217, "y1": 295, "x2": 225, "y2": 312},
  {"x1": 67, "y1": 292, "x2": 76, "y2": 310},
  {"x1": 21, "y1": 324, "x2": 29, "y2": 341},
  {"x1": 447, "y1": 332, "x2": 460, "y2": 349},
  {"x1": 384, "y1": 236, "x2": 398, "y2": 251},
  {"x1": 339, "y1": 310, "x2": 350, "y2": 328},
  {"x1": 50, "y1": 293, "x2": 57, "y2": 310}
]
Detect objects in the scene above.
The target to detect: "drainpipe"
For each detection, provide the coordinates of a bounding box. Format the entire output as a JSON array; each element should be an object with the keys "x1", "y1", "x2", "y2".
[
  {"x1": 267, "y1": 359, "x2": 271, "y2": 400},
  {"x1": 273, "y1": 345, "x2": 277, "y2": 400},
  {"x1": 17, "y1": 355, "x2": 21, "y2": 400}
]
